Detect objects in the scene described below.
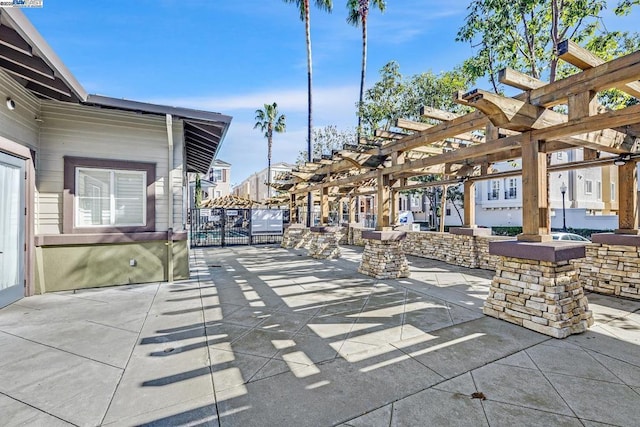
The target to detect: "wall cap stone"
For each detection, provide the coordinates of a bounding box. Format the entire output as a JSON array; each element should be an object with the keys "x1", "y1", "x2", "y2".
[
  {"x1": 489, "y1": 240, "x2": 586, "y2": 262},
  {"x1": 362, "y1": 230, "x2": 407, "y2": 241},
  {"x1": 310, "y1": 226, "x2": 341, "y2": 233},
  {"x1": 450, "y1": 227, "x2": 492, "y2": 236},
  {"x1": 285, "y1": 223, "x2": 307, "y2": 230},
  {"x1": 592, "y1": 232, "x2": 640, "y2": 247}
]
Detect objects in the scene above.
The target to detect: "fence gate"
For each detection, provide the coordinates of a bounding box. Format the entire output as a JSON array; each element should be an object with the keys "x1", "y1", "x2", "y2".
[{"x1": 189, "y1": 208, "x2": 286, "y2": 247}]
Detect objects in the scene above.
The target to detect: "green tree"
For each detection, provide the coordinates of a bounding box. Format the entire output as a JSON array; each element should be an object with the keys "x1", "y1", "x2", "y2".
[
  {"x1": 283, "y1": 0, "x2": 333, "y2": 224},
  {"x1": 296, "y1": 125, "x2": 356, "y2": 165},
  {"x1": 347, "y1": 0, "x2": 386, "y2": 143},
  {"x1": 254, "y1": 102, "x2": 286, "y2": 199},
  {"x1": 456, "y1": 0, "x2": 608, "y2": 90},
  {"x1": 359, "y1": 61, "x2": 472, "y2": 135},
  {"x1": 194, "y1": 173, "x2": 202, "y2": 208}
]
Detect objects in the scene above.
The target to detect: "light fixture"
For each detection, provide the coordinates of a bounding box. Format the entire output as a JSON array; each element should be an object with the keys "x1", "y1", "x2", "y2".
[
  {"x1": 614, "y1": 154, "x2": 631, "y2": 166},
  {"x1": 6, "y1": 97, "x2": 15, "y2": 110}
]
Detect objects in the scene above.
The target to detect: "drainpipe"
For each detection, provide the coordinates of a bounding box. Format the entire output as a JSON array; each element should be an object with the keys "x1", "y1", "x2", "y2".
[{"x1": 166, "y1": 114, "x2": 174, "y2": 283}]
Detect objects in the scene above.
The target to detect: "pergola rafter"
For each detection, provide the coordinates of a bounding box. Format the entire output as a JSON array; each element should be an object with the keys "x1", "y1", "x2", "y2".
[{"x1": 284, "y1": 41, "x2": 640, "y2": 240}]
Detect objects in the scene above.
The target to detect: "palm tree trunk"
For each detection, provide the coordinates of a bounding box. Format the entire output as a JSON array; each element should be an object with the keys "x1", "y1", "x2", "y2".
[
  {"x1": 305, "y1": 0, "x2": 313, "y2": 227},
  {"x1": 357, "y1": 5, "x2": 368, "y2": 144},
  {"x1": 267, "y1": 133, "x2": 272, "y2": 200}
]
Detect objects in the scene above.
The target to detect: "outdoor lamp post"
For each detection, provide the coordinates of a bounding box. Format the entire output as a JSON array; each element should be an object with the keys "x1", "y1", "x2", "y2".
[{"x1": 560, "y1": 182, "x2": 567, "y2": 232}]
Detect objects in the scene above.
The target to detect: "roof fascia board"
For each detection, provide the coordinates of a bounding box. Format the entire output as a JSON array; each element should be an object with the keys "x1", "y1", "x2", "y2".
[{"x1": 87, "y1": 94, "x2": 233, "y2": 124}]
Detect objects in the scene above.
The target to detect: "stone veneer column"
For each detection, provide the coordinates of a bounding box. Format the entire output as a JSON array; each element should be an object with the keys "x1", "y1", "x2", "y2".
[
  {"x1": 307, "y1": 226, "x2": 341, "y2": 259},
  {"x1": 281, "y1": 224, "x2": 310, "y2": 249},
  {"x1": 485, "y1": 241, "x2": 593, "y2": 339},
  {"x1": 358, "y1": 230, "x2": 409, "y2": 279}
]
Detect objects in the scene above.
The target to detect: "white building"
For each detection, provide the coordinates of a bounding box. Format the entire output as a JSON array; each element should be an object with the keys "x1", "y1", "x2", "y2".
[
  {"x1": 233, "y1": 162, "x2": 295, "y2": 203},
  {"x1": 474, "y1": 148, "x2": 620, "y2": 230},
  {"x1": 188, "y1": 159, "x2": 232, "y2": 208}
]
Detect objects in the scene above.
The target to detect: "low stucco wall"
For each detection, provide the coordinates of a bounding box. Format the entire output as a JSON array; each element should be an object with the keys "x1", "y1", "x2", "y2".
[{"x1": 35, "y1": 240, "x2": 189, "y2": 293}]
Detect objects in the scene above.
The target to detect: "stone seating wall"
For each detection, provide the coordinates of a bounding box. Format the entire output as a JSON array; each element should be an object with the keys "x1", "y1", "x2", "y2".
[{"x1": 575, "y1": 242, "x2": 640, "y2": 300}]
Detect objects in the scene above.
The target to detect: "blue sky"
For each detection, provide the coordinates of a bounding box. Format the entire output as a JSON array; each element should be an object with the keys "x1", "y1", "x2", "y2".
[{"x1": 24, "y1": 1, "x2": 639, "y2": 186}]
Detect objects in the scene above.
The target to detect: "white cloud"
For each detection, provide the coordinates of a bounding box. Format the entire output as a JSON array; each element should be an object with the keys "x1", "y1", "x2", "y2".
[{"x1": 166, "y1": 84, "x2": 360, "y2": 184}]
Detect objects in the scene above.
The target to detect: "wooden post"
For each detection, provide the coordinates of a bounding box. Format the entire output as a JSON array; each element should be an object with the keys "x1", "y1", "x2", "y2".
[
  {"x1": 321, "y1": 186, "x2": 329, "y2": 225},
  {"x1": 290, "y1": 193, "x2": 298, "y2": 224},
  {"x1": 463, "y1": 180, "x2": 476, "y2": 228},
  {"x1": 349, "y1": 196, "x2": 356, "y2": 223},
  {"x1": 376, "y1": 170, "x2": 391, "y2": 230},
  {"x1": 602, "y1": 165, "x2": 613, "y2": 214},
  {"x1": 519, "y1": 136, "x2": 551, "y2": 242},
  {"x1": 616, "y1": 161, "x2": 639, "y2": 234},
  {"x1": 439, "y1": 184, "x2": 448, "y2": 233}
]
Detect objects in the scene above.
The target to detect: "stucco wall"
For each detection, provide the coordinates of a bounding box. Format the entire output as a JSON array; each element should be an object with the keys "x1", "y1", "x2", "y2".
[{"x1": 35, "y1": 239, "x2": 188, "y2": 293}]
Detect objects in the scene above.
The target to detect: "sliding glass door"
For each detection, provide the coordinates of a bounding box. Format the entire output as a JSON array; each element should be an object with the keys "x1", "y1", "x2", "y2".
[{"x1": 0, "y1": 152, "x2": 25, "y2": 308}]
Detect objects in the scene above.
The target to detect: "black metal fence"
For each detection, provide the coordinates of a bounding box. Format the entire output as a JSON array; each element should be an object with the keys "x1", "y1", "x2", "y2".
[{"x1": 189, "y1": 208, "x2": 288, "y2": 247}]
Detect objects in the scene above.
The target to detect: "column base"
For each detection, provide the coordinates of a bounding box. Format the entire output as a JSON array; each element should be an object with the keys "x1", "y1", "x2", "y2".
[
  {"x1": 307, "y1": 227, "x2": 341, "y2": 259},
  {"x1": 358, "y1": 231, "x2": 409, "y2": 279},
  {"x1": 485, "y1": 241, "x2": 593, "y2": 339}
]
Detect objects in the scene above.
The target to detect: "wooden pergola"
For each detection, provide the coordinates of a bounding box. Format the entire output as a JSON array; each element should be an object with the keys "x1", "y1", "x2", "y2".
[{"x1": 286, "y1": 41, "x2": 640, "y2": 240}]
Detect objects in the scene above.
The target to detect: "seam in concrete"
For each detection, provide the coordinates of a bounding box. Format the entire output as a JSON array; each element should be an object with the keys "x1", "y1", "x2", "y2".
[
  {"x1": 469, "y1": 370, "x2": 491, "y2": 426},
  {"x1": 0, "y1": 390, "x2": 78, "y2": 426},
  {"x1": 195, "y1": 247, "x2": 228, "y2": 425},
  {"x1": 523, "y1": 349, "x2": 583, "y2": 420},
  {"x1": 98, "y1": 282, "x2": 161, "y2": 426},
  {"x1": 85, "y1": 319, "x2": 142, "y2": 334},
  {"x1": 0, "y1": 329, "x2": 125, "y2": 371}
]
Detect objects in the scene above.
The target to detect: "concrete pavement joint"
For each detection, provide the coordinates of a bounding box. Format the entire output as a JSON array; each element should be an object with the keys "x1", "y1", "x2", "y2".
[
  {"x1": 98, "y1": 278, "x2": 162, "y2": 426},
  {"x1": 0, "y1": 391, "x2": 78, "y2": 426},
  {"x1": 469, "y1": 370, "x2": 491, "y2": 426},
  {"x1": 522, "y1": 349, "x2": 583, "y2": 421},
  {"x1": 0, "y1": 329, "x2": 125, "y2": 371},
  {"x1": 194, "y1": 248, "x2": 223, "y2": 424}
]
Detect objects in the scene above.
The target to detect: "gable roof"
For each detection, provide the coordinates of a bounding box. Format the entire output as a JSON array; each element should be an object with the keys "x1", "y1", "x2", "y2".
[{"x1": 0, "y1": 8, "x2": 231, "y2": 174}]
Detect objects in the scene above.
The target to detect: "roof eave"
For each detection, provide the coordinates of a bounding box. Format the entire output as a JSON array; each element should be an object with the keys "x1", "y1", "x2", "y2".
[{"x1": 2, "y1": 8, "x2": 88, "y2": 101}]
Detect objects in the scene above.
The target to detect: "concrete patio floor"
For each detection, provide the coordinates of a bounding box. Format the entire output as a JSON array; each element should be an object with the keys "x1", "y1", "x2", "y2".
[{"x1": 1, "y1": 245, "x2": 639, "y2": 426}]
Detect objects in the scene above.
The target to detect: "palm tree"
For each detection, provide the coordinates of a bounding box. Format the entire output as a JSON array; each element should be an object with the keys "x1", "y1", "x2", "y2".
[
  {"x1": 347, "y1": 0, "x2": 385, "y2": 143},
  {"x1": 283, "y1": 0, "x2": 333, "y2": 225},
  {"x1": 254, "y1": 103, "x2": 286, "y2": 200}
]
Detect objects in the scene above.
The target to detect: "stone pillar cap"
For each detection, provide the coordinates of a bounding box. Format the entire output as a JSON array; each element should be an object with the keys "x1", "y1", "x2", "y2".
[
  {"x1": 310, "y1": 226, "x2": 341, "y2": 233},
  {"x1": 361, "y1": 230, "x2": 407, "y2": 241},
  {"x1": 489, "y1": 240, "x2": 586, "y2": 262}
]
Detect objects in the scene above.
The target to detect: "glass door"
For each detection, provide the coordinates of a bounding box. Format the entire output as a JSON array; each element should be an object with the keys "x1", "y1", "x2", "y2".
[{"x1": 0, "y1": 152, "x2": 25, "y2": 308}]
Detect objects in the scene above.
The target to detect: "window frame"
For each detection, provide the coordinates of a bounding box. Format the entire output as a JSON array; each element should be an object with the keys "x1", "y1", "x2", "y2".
[
  {"x1": 505, "y1": 178, "x2": 518, "y2": 199},
  {"x1": 488, "y1": 180, "x2": 500, "y2": 200},
  {"x1": 585, "y1": 179, "x2": 593, "y2": 195},
  {"x1": 64, "y1": 157, "x2": 156, "y2": 234}
]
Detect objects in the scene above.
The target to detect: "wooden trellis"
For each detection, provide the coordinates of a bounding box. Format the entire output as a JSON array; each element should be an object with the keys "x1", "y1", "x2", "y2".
[{"x1": 283, "y1": 40, "x2": 640, "y2": 241}]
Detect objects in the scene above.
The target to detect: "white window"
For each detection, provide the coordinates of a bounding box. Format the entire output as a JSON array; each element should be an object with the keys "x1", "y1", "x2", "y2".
[
  {"x1": 488, "y1": 180, "x2": 500, "y2": 200},
  {"x1": 597, "y1": 181, "x2": 602, "y2": 200},
  {"x1": 505, "y1": 178, "x2": 517, "y2": 199},
  {"x1": 210, "y1": 168, "x2": 223, "y2": 182},
  {"x1": 76, "y1": 168, "x2": 146, "y2": 227},
  {"x1": 556, "y1": 152, "x2": 564, "y2": 160},
  {"x1": 611, "y1": 182, "x2": 616, "y2": 201},
  {"x1": 585, "y1": 180, "x2": 593, "y2": 195}
]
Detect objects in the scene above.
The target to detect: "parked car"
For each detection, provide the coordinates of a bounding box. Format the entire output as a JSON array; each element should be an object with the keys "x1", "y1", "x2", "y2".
[{"x1": 551, "y1": 232, "x2": 590, "y2": 242}]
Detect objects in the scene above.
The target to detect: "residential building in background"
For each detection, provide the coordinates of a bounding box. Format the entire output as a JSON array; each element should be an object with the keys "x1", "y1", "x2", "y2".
[
  {"x1": 188, "y1": 159, "x2": 232, "y2": 207},
  {"x1": 233, "y1": 162, "x2": 295, "y2": 203}
]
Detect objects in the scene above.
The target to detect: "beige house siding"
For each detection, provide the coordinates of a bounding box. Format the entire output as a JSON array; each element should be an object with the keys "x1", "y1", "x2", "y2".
[
  {"x1": 0, "y1": 70, "x2": 40, "y2": 150},
  {"x1": 37, "y1": 101, "x2": 186, "y2": 234}
]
